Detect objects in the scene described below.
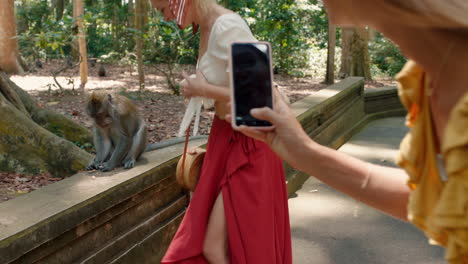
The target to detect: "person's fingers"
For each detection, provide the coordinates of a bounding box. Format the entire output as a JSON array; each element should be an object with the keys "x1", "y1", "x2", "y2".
[
  {"x1": 250, "y1": 107, "x2": 279, "y2": 124},
  {"x1": 273, "y1": 90, "x2": 290, "y2": 113},
  {"x1": 181, "y1": 87, "x2": 192, "y2": 98},
  {"x1": 181, "y1": 71, "x2": 189, "y2": 79},
  {"x1": 236, "y1": 126, "x2": 268, "y2": 142},
  {"x1": 181, "y1": 71, "x2": 192, "y2": 86}
]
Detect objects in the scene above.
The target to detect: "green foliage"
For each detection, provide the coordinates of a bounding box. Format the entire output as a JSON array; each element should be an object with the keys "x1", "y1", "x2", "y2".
[
  {"x1": 18, "y1": 17, "x2": 77, "y2": 60},
  {"x1": 369, "y1": 33, "x2": 407, "y2": 77},
  {"x1": 256, "y1": 1, "x2": 309, "y2": 72},
  {"x1": 229, "y1": 0, "x2": 337, "y2": 75},
  {"x1": 15, "y1": 0, "x2": 401, "y2": 80},
  {"x1": 16, "y1": 0, "x2": 329, "y2": 77},
  {"x1": 16, "y1": 0, "x2": 52, "y2": 34},
  {"x1": 234, "y1": 0, "x2": 324, "y2": 74},
  {"x1": 142, "y1": 13, "x2": 198, "y2": 94},
  {"x1": 16, "y1": 1, "x2": 76, "y2": 60},
  {"x1": 307, "y1": 45, "x2": 341, "y2": 78},
  {"x1": 144, "y1": 14, "x2": 198, "y2": 65},
  {"x1": 304, "y1": 1, "x2": 331, "y2": 49},
  {"x1": 83, "y1": 6, "x2": 118, "y2": 57}
]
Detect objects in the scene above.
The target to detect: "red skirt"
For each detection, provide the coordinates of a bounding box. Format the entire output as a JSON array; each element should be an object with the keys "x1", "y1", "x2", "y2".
[{"x1": 162, "y1": 116, "x2": 292, "y2": 264}]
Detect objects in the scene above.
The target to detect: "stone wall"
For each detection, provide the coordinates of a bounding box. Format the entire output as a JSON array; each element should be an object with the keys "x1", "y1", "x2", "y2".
[{"x1": 0, "y1": 78, "x2": 405, "y2": 263}]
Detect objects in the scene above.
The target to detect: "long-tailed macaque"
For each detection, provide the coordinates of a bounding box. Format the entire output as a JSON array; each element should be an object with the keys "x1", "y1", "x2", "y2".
[{"x1": 86, "y1": 92, "x2": 205, "y2": 172}]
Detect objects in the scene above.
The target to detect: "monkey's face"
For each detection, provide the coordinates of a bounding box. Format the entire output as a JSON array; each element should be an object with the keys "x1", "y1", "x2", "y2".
[
  {"x1": 86, "y1": 100, "x2": 113, "y2": 128},
  {"x1": 94, "y1": 112, "x2": 113, "y2": 128}
]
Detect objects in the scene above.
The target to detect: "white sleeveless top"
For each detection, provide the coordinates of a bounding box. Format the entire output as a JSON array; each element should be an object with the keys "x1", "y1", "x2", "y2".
[{"x1": 178, "y1": 13, "x2": 256, "y2": 137}]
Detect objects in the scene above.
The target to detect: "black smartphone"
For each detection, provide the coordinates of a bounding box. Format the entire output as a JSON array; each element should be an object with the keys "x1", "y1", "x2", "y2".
[{"x1": 229, "y1": 42, "x2": 274, "y2": 129}]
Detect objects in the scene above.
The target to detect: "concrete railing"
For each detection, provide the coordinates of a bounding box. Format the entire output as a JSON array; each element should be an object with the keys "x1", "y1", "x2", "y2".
[{"x1": 0, "y1": 78, "x2": 405, "y2": 264}]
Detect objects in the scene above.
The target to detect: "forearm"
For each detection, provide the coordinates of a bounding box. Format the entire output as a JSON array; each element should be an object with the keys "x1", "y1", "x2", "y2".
[
  {"x1": 302, "y1": 141, "x2": 410, "y2": 221},
  {"x1": 200, "y1": 83, "x2": 230, "y2": 102}
]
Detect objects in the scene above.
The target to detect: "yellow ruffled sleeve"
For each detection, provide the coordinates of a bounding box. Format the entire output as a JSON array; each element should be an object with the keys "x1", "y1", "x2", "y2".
[
  {"x1": 429, "y1": 93, "x2": 468, "y2": 263},
  {"x1": 395, "y1": 61, "x2": 443, "y2": 234},
  {"x1": 395, "y1": 61, "x2": 468, "y2": 263}
]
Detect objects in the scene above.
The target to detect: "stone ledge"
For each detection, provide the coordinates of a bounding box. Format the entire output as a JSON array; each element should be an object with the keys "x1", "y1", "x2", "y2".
[
  {"x1": 364, "y1": 86, "x2": 404, "y2": 115},
  {"x1": 292, "y1": 77, "x2": 364, "y2": 118},
  {"x1": 0, "y1": 138, "x2": 207, "y2": 264},
  {"x1": 285, "y1": 77, "x2": 366, "y2": 196},
  {"x1": 286, "y1": 83, "x2": 406, "y2": 197},
  {"x1": 74, "y1": 197, "x2": 187, "y2": 263}
]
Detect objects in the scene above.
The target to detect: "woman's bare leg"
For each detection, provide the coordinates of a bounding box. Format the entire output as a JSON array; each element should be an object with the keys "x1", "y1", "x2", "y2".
[{"x1": 203, "y1": 192, "x2": 229, "y2": 264}]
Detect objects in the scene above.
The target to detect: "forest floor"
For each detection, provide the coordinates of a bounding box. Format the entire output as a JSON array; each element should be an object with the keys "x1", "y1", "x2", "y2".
[{"x1": 1, "y1": 60, "x2": 397, "y2": 203}]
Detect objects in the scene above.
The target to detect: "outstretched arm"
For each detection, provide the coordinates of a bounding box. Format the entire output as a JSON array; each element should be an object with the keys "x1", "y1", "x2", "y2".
[
  {"x1": 296, "y1": 140, "x2": 410, "y2": 221},
  {"x1": 234, "y1": 92, "x2": 411, "y2": 221}
]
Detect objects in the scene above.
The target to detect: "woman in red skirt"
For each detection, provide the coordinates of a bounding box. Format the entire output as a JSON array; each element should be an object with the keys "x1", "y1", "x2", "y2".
[{"x1": 150, "y1": 0, "x2": 292, "y2": 263}]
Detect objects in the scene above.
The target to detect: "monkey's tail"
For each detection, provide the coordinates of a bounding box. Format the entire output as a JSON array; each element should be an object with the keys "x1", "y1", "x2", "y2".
[{"x1": 144, "y1": 135, "x2": 208, "y2": 152}]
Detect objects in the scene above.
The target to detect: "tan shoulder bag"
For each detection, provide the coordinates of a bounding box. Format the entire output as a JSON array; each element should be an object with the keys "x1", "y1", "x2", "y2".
[{"x1": 175, "y1": 126, "x2": 206, "y2": 191}]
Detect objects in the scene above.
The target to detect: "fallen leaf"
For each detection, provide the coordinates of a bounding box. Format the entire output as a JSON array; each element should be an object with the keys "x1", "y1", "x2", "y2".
[{"x1": 16, "y1": 177, "x2": 30, "y2": 182}]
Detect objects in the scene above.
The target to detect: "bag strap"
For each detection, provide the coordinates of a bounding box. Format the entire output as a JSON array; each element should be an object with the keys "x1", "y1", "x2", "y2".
[{"x1": 181, "y1": 122, "x2": 191, "y2": 175}]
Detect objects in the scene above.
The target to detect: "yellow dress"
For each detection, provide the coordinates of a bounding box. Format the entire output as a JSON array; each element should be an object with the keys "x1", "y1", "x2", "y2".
[{"x1": 396, "y1": 61, "x2": 468, "y2": 263}]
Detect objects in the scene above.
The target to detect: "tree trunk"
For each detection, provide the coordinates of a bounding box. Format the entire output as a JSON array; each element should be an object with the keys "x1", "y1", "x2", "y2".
[
  {"x1": 339, "y1": 27, "x2": 372, "y2": 81},
  {"x1": 135, "y1": 0, "x2": 145, "y2": 90},
  {"x1": 339, "y1": 28, "x2": 353, "y2": 79},
  {"x1": 56, "y1": 0, "x2": 65, "y2": 21},
  {"x1": 353, "y1": 27, "x2": 372, "y2": 81},
  {"x1": 113, "y1": 4, "x2": 120, "y2": 51},
  {"x1": 0, "y1": 0, "x2": 24, "y2": 74},
  {"x1": 128, "y1": 0, "x2": 134, "y2": 28},
  {"x1": 325, "y1": 22, "x2": 336, "y2": 85},
  {"x1": 0, "y1": 73, "x2": 93, "y2": 145},
  {"x1": 0, "y1": 73, "x2": 29, "y2": 117},
  {"x1": 73, "y1": 0, "x2": 88, "y2": 90},
  {"x1": 0, "y1": 72, "x2": 93, "y2": 177},
  {"x1": 142, "y1": 0, "x2": 149, "y2": 29},
  {"x1": 127, "y1": 0, "x2": 136, "y2": 51}
]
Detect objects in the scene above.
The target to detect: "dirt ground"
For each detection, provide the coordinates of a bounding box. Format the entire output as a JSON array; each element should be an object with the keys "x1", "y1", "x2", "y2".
[{"x1": 1, "y1": 61, "x2": 397, "y2": 203}]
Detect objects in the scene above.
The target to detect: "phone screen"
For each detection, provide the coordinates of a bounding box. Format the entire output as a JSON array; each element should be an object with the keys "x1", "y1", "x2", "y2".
[{"x1": 231, "y1": 42, "x2": 273, "y2": 127}]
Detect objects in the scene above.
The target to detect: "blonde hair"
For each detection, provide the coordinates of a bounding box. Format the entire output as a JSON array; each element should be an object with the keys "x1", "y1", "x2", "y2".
[{"x1": 384, "y1": 0, "x2": 468, "y2": 28}]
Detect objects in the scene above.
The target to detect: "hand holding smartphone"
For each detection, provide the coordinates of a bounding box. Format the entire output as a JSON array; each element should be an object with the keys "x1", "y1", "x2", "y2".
[{"x1": 229, "y1": 41, "x2": 274, "y2": 130}]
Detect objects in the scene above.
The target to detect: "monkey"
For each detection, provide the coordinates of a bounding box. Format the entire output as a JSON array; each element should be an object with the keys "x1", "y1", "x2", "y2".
[
  {"x1": 273, "y1": 66, "x2": 279, "y2": 75},
  {"x1": 85, "y1": 91, "x2": 206, "y2": 172},
  {"x1": 89, "y1": 58, "x2": 97, "y2": 68},
  {"x1": 35, "y1": 60, "x2": 43, "y2": 69},
  {"x1": 66, "y1": 57, "x2": 73, "y2": 68},
  {"x1": 98, "y1": 64, "x2": 106, "y2": 77}
]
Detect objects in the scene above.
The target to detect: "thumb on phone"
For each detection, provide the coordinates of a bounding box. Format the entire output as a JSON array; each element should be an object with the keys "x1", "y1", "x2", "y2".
[{"x1": 250, "y1": 107, "x2": 277, "y2": 124}]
